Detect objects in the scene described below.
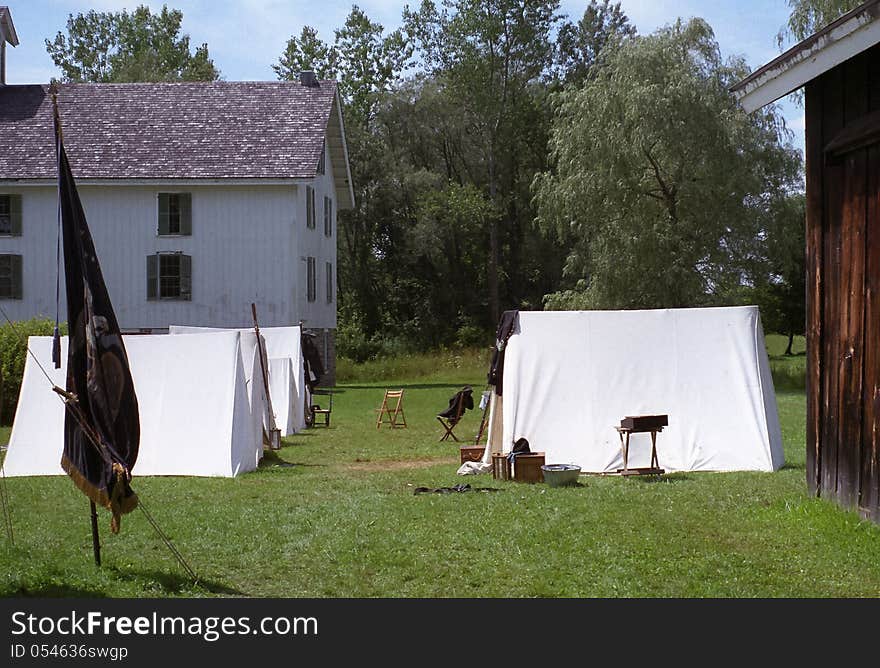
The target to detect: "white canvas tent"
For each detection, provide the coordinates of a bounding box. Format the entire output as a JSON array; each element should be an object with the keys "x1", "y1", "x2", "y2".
[
  {"x1": 168, "y1": 325, "x2": 305, "y2": 435},
  {"x1": 483, "y1": 306, "x2": 784, "y2": 473},
  {"x1": 3, "y1": 331, "x2": 261, "y2": 478}
]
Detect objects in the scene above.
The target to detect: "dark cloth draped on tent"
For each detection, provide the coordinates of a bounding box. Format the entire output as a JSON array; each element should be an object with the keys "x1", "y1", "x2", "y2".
[
  {"x1": 487, "y1": 310, "x2": 519, "y2": 396},
  {"x1": 301, "y1": 332, "x2": 325, "y2": 391},
  {"x1": 57, "y1": 134, "x2": 140, "y2": 534}
]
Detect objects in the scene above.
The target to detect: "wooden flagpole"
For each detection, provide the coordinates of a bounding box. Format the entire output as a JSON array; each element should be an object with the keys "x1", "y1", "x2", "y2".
[
  {"x1": 89, "y1": 502, "x2": 101, "y2": 567},
  {"x1": 51, "y1": 87, "x2": 102, "y2": 569}
]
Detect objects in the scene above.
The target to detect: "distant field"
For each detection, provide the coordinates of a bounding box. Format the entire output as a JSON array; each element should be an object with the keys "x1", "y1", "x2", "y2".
[
  {"x1": 2, "y1": 348, "x2": 879, "y2": 597},
  {"x1": 337, "y1": 332, "x2": 808, "y2": 389},
  {"x1": 764, "y1": 333, "x2": 807, "y2": 391}
]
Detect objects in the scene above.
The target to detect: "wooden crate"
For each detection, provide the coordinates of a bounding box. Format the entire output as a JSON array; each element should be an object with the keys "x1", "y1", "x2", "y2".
[
  {"x1": 460, "y1": 445, "x2": 486, "y2": 465},
  {"x1": 491, "y1": 453, "x2": 511, "y2": 480},
  {"x1": 512, "y1": 452, "x2": 545, "y2": 483}
]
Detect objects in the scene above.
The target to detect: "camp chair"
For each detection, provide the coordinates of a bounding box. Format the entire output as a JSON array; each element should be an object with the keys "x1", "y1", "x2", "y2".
[
  {"x1": 436, "y1": 386, "x2": 474, "y2": 442},
  {"x1": 376, "y1": 389, "x2": 407, "y2": 429},
  {"x1": 310, "y1": 388, "x2": 333, "y2": 427}
]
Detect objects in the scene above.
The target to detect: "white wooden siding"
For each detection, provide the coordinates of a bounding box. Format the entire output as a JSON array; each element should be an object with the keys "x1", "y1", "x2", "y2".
[
  {"x1": 0, "y1": 181, "x2": 336, "y2": 330},
  {"x1": 295, "y1": 139, "x2": 337, "y2": 329}
]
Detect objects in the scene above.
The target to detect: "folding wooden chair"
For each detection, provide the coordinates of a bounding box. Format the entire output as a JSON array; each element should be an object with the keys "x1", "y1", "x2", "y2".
[
  {"x1": 309, "y1": 388, "x2": 333, "y2": 427},
  {"x1": 437, "y1": 386, "x2": 473, "y2": 442},
  {"x1": 375, "y1": 389, "x2": 407, "y2": 428}
]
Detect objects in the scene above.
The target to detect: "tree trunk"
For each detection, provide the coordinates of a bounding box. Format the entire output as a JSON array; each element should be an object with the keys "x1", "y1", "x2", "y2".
[
  {"x1": 488, "y1": 146, "x2": 500, "y2": 326},
  {"x1": 785, "y1": 331, "x2": 794, "y2": 356}
]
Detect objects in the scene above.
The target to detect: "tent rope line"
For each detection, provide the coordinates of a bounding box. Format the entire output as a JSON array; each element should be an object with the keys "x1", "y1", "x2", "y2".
[
  {"x1": 136, "y1": 498, "x2": 198, "y2": 583},
  {"x1": 0, "y1": 447, "x2": 13, "y2": 545},
  {"x1": 0, "y1": 302, "x2": 198, "y2": 582}
]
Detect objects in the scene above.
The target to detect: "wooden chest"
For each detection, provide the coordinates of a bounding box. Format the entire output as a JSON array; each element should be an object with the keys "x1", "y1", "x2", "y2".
[
  {"x1": 492, "y1": 452, "x2": 546, "y2": 482},
  {"x1": 512, "y1": 452, "x2": 545, "y2": 483},
  {"x1": 460, "y1": 445, "x2": 486, "y2": 464}
]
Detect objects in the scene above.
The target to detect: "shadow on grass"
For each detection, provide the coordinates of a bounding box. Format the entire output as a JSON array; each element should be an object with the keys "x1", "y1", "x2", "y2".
[
  {"x1": 262, "y1": 461, "x2": 327, "y2": 469},
  {"x1": 282, "y1": 431, "x2": 318, "y2": 439},
  {"x1": 627, "y1": 474, "x2": 691, "y2": 484},
  {"x1": 106, "y1": 566, "x2": 247, "y2": 596},
  {"x1": 780, "y1": 462, "x2": 805, "y2": 471},
  {"x1": 547, "y1": 481, "x2": 589, "y2": 489},
  {"x1": 7, "y1": 583, "x2": 108, "y2": 598},
  {"x1": 256, "y1": 451, "x2": 327, "y2": 471}
]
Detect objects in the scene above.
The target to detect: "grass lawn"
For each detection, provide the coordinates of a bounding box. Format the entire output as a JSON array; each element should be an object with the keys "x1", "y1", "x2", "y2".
[{"x1": 1, "y1": 343, "x2": 879, "y2": 598}]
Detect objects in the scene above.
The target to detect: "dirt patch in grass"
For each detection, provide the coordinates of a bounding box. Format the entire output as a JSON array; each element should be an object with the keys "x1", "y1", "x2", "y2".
[{"x1": 341, "y1": 457, "x2": 458, "y2": 472}]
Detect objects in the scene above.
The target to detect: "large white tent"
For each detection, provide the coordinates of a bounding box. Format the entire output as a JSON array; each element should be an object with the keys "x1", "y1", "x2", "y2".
[
  {"x1": 3, "y1": 331, "x2": 261, "y2": 478},
  {"x1": 168, "y1": 325, "x2": 305, "y2": 435},
  {"x1": 483, "y1": 306, "x2": 784, "y2": 473}
]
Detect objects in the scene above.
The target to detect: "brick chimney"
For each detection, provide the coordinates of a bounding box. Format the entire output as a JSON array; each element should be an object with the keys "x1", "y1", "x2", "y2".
[
  {"x1": 299, "y1": 71, "x2": 319, "y2": 88},
  {"x1": 0, "y1": 7, "x2": 20, "y2": 86}
]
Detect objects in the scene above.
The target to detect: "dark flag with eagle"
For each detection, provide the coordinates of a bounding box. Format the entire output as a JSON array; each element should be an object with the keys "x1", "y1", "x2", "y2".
[{"x1": 54, "y1": 97, "x2": 140, "y2": 534}]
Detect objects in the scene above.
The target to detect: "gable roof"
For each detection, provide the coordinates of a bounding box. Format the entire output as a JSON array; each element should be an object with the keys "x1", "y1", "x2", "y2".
[
  {"x1": 0, "y1": 80, "x2": 354, "y2": 208},
  {"x1": 0, "y1": 6, "x2": 19, "y2": 46},
  {"x1": 732, "y1": 0, "x2": 880, "y2": 113}
]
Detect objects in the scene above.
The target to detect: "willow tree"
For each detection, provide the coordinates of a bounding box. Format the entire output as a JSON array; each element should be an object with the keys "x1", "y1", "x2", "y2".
[
  {"x1": 534, "y1": 18, "x2": 801, "y2": 310},
  {"x1": 777, "y1": 0, "x2": 864, "y2": 46}
]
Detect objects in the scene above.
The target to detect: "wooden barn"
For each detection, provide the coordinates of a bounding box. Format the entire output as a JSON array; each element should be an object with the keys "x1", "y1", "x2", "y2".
[{"x1": 733, "y1": 0, "x2": 880, "y2": 522}]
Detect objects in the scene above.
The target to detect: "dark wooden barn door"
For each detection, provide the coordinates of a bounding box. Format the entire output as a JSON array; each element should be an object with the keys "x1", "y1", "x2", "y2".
[
  {"x1": 806, "y1": 46, "x2": 880, "y2": 522},
  {"x1": 864, "y1": 144, "x2": 880, "y2": 521}
]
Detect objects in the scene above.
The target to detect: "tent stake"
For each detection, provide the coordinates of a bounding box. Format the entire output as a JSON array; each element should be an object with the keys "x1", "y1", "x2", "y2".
[
  {"x1": 89, "y1": 501, "x2": 101, "y2": 567},
  {"x1": 252, "y1": 303, "x2": 281, "y2": 449}
]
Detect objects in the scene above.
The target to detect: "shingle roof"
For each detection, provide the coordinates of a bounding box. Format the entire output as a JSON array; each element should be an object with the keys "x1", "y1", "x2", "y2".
[{"x1": 0, "y1": 80, "x2": 339, "y2": 181}]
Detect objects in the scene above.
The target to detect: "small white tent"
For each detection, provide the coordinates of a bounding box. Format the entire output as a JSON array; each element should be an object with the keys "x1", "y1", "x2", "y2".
[
  {"x1": 168, "y1": 325, "x2": 305, "y2": 435},
  {"x1": 3, "y1": 331, "x2": 261, "y2": 478},
  {"x1": 484, "y1": 306, "x2": 784, "y2": 473}
]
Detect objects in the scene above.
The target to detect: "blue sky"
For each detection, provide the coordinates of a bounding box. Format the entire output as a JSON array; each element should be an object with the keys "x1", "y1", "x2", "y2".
[{"x1": 3, "y1": 1, "x2": 804, "y2": 152}]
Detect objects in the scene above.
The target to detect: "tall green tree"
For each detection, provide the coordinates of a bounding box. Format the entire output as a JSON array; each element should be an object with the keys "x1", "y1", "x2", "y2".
[
  {"x1": 275, "y1": 1, "x2": 637, "y2": 353},
  {"x1": 404, "y1": 0, "x2": 563, "y2": 324},
  {"x1": 274, "y1": 6, "x2": 410, "y2": 126},
  {"x1": 554, "y1": 0, "x2": 636, "y2": 85},
  {"x1": 275, "y1": 7, "x2": 411, "y2": 337},
  {"x1": 535, "y1": 19, "x2": 802, "y2": 310},
  {"x1": 273, "y1": 26, "x2": 338, "y2": 82},
  {"x1": 46, "y1": 4, "x2": 219, "y2": 83}
]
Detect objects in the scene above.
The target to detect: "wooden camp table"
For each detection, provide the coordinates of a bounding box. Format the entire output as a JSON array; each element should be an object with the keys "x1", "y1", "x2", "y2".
[{"x1": 615, "y1": 415, "x2": 667, "y2": 476}]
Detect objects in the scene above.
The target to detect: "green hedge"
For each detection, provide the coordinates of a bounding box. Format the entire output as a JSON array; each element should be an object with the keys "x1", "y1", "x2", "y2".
[{"x1": 0, "y1": 318, "x2": 64, "y2": 425}]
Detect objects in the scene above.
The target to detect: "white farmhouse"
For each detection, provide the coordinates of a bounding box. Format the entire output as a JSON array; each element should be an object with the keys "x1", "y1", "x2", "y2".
[{"x1": 0, "y1": 10, "x2": 352, "y2": 383}]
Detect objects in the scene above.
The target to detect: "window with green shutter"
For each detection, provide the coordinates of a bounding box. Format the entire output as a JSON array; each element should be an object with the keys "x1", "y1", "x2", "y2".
[
  {"x1": 307, "y1": 257, "x2": 316, "y2": 302},
  {"x1": 0, "y1": 254, "x2": 22, "y2": 299},
  {"x1": 146, "y1": 254, "x2": 158, "y2": 300},
  {"x1": 158, "y1": 193, "x2": 192, "y2": 236},
  {"x1": 323, "y1": 196, "x2": 333, "y2": 237},
  {"x1": 147, "y1": 252, "x2": 192, "y2": 300},
  {"x1": 326, "y1": 262, "x2": 333, "y2": 303},
  {"x1": 0, "y1": 194, "x2": 22, "y2": 236},
  {"x1": 306, "y1": 187, "x2": 316, "y2": 229}
]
